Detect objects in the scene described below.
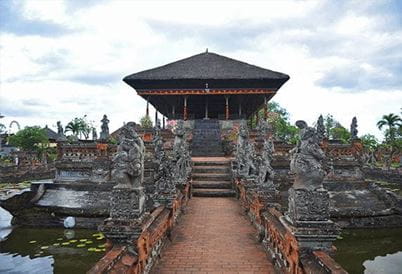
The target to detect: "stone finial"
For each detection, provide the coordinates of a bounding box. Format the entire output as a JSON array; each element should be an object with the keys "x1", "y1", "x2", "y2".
[
  {"x1": 290, "y1": 120, "x2": 326, "y2": 191},
  {"x1": 317, "y1": 115, "x2": 325, "y2": 141},
  {"x1": 350, "y1": 116, "x2": 358, "y2": 140},
  {"x1": 92, "y1": 127, "x2": 97, "y2": 141},
  {"x1": 56, "y1": 121, "x2": 67, "y2": 142},
  {"x1": 100, "y1": 114, "x2": 110, "y2": 140}
]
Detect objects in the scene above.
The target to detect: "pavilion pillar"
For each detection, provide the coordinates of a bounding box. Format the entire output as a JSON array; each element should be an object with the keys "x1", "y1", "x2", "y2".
[
  {"x1": 264, "y1": 96, "x2": 268, "y2": 120},
  {"x1": 183, "y1": 96, "x2": 188, "y2": 121},
  {"x1": 162, "y1": 116, "x2": 165, "y2": 129},
  {"x1": 155, "y1": 110, "x2": 158, "y2": 126},
  {"x1": 238, "y1": 103, "x2": 242, "y2": 119},
  {"x1": 225, "y1": 96, "x2": 230, "y2": 120},
  {"x1": 172, "y1": 105, "x2": 176, "y2": 119},
  {"x1": 204, "y1": 98, "x2": 209, "y2": 119},
  {"x1": 146, "y1": 97, "x2": 149, "y2": 117}
]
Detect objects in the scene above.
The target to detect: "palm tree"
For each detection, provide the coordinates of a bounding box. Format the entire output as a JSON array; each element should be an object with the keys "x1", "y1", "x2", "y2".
[
  {"x1": 377, "y1": 113, "x2": 402, "y2": 141},
  {"x1": 65, "y1": 117, "x2": 91, "y2": 139}
]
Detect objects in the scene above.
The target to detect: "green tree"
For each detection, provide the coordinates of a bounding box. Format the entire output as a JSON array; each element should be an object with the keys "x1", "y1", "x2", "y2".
[
  {"x1": 330, "y1": 123, "x2": 351, "y2": 143},
  {"x1": 65, "y1": 116, "x2": 91, "y2": 139},
  {"x1": 360, "y1": 134, "x2": 378, "y2": 152},
  {"x1": 377, "y1": 113, "x2": 402, "y2": 169},
  {"x1": 140, "y1": 115, "x2": 153, "y2": 128},
  {"x1": 8, "y1": 126, "x2": 49, "y2": 152},
  {"x1": 266, "y1": 102, "x2": 299, "y2": 144},
  {"x1": 377, "y1": 113, "x2": 402, "y2": 142}
]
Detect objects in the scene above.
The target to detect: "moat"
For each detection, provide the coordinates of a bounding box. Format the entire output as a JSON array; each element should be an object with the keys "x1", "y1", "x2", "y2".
[{"x1": 0, "y1": 207, "x2": 105, "y2": 274}]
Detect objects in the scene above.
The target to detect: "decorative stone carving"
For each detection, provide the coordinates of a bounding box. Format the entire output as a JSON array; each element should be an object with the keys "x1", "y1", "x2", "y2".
[
  {"x1": 290, "y1": 120, "x2": 326, "y2": 191},
  {"x1": 350, "y1": 116, "x2": 358, "y2": 140},
  {"x1": 56, "y1": 121, "x2": 67, "y2": 142},
  {"x1": 112, "y1": 122, "x2": 144, "y2": 189},
  {"x1": 286, "y1": 120, "x2": 339, "y2": 251},
  {"x1": 287, "y1": 188, "x2": 330, "y2": 222},
  {"x1": 256, "y1": 134, "x2": 275, "y2": 190},
  {"x1": 100, "y1": 114, "x2": 110, "y2": 140},
  {"x1": 172, "y1": 120, "x2": 191, "y2": 185},
  {"x1": 92, "y1": 127, "x2": 97, "y2": 141},
  {"x1": 153, "y1": 123, "x2": 176, "y2": 206},
  {"x1": 316, "y1": 115, "x2": 325, "y2": 141},
  {"x1": 235, "y1": 120, "x2": 256, "y2": 178},
  {"x1": 101, "y1": 122, "x2": 146, "y2": 245}
]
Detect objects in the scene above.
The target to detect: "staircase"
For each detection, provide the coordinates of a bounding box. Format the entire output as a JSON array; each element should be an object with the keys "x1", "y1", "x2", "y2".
[
  {"x1": 192, "y1": 158, "x2": 236, "y2": 197},
  {"x1": 191, "y1": 119, "x2": 224, "y2": 157}
]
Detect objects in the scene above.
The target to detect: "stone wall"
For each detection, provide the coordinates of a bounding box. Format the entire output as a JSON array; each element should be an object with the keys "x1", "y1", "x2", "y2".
[
  {"x1": 0, "y1": 164, "x2": 55, "y2": 183},
  {"x1": 363, "y1": 167, "x2": 402, "y2": 184}
]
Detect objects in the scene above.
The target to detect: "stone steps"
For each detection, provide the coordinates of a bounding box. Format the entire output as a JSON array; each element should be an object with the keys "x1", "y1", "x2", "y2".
[
  {"x1": 191, "y1": 119, "x2": 224, "y2": 157},
  {"x1": 192, "y1": 181, "x2": 232, "y2": 189},
  {"x1": 192, "y1": 173, "x2": 231, "y2": 181},
  {"x1": 192, "y1": 189, "x2": 236, "y2": 197},
  {"x1": 191, "y1": 157, "x2": 233, "y2": 198},
  {"x1": 192, "y1": 166, "x2": 230, "y2": 173}
]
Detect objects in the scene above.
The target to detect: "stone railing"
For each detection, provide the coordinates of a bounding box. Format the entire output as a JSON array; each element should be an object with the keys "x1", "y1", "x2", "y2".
[
  {"x1": 88, "y1": 181, "x2": 191, "y2": 274},
  {"x1": 234, "y1": 178, "x2": 347, "y2": 273}
]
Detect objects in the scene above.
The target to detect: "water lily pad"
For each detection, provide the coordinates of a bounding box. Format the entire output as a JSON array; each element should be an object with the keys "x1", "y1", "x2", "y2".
[
  {"x1": 79, "y1": 239, "x2": 87, "y2": 242},
  {"x1": 39, "y1": 251, "x2": 44, "y2": 254},
  {"x1": 101, "y1": 248, "x2": 106, "y2": 252},
  {"x1": 61, "y1": 242, "x2": 70, "y2": 246},
  {"x1": 92, "y1": 233, "x2": 101, "y2": 237},
  {"x1": 57, "y1": 238, "x2": 63, "y2": 241},
  {"x1": 88, "y1": 247, "x2": 96, "y2": 252},
  {"x1": 34, "y1": 254, "x2": 41, "y2": 257},
  {"x1": 86, "y1": 240, "x2": 93, "y2": 244},
  {"x1": 96, "y1": 237, "x2": 104, "y2": 240},
  {"x1": 98, "y1": 244, "x2": 105, "y2": 248},
  {"x1": 94, "y1": 248, "x2": 102, "y2": 252},
  {"x1": 76, "y1": 244, "x2": 86, "y2": 248},
  {"x1": 41, "y1": 246, "x2": 49, "y2": 250},
  {"x1": 29, "y1": 240, "x2": 37, "y2": 244},
  {"x1": 53, "y1": 243, "x2": 60, "y2": 246},
  {"x1": 69, "y1": 239, "x2": 77, "y2": 243}
]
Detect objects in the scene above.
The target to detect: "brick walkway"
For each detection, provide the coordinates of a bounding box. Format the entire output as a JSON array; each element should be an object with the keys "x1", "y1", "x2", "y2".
[{"x1": 151, "y1": 198, "x2": 274, "y2": 274}]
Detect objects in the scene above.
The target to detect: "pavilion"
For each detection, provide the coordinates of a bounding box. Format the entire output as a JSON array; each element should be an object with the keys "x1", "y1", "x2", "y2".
[{"x1": 123, "y1": 51, "x2": 289, "y2": 121}]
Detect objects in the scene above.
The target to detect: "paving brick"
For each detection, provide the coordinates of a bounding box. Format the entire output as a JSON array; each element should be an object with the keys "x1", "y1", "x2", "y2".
[{"x1": 151, "y1": 197, "x2": 274, "y2": 273}]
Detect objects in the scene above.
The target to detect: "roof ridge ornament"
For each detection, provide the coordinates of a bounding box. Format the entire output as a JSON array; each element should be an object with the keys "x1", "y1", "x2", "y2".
[
  {"x1": 206, "y1": 48, "x2": 208, "y2": 53},
  {"x1": 205, "y1": 83, "x2": 209, "y2": 92}
]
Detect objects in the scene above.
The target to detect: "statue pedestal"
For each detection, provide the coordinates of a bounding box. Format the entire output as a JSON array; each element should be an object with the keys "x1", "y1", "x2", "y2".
[
  {"x1": 285, "y1": 188, "x2": 339, "y2": 251},
  {"x1": 100, "y1": 186, "x2": 146, "y2": 245},
  {"x1": 110, "y1": 187, "x2": 145, "y2": 220}
]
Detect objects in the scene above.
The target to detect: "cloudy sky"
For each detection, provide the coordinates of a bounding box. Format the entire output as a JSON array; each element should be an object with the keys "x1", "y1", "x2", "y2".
[{"x1": 0, "y1": 0, "x2": 401, "y2": 139}]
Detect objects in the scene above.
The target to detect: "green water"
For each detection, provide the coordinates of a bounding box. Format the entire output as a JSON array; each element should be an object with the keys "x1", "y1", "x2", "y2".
[
  {"x1": 0, "y1": 227, "x2": 106, "y2": 274},
  {"x1": 334, "y1": 228, "x2": 402, "y2": 274}
]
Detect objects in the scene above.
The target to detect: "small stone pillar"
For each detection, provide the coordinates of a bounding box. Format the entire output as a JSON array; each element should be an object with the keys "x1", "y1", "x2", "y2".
[
  {"x1": 285, "y1": 120, "x2": 339, "y2": 251},
  {"x1": 100, "y1": 122, "x2": 146, "y2": 247}
]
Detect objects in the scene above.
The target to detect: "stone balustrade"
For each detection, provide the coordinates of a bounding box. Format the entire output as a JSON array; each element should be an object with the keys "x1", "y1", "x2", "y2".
[
  {"x1": 88, "y1": 181, "x2": 191, "y2": 274},
  {"x1": 234, "y1": 178, "x2": 347, "y2": 273}
]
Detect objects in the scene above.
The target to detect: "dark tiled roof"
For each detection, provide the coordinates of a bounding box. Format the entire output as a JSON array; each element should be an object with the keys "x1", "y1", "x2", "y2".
[
  {"x1": 123, "y1": 51, "x2": 289, "y2": 90},
  {"x1": 43, "y1": 126, "x2": 58, "y2": 140}
]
